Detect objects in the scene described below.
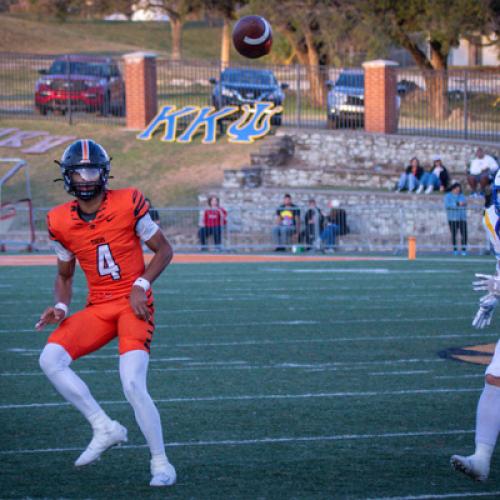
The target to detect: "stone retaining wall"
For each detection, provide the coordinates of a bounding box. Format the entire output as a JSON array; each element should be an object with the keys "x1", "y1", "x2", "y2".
[{"x1": 276, "y1": 129, "x2": 500, "y2": 174}]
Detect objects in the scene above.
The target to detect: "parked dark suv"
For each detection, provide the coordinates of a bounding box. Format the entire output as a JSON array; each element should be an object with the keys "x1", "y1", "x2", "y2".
[
  {"x1": 209, "y1": 67, "x2": 288, "y2": 125},
  {"x1": 326, "y1": 69, "x2": 365, "y2": 128},
  {"x1": 35, "y1": 55, "x2": 125, "y2": 116}
]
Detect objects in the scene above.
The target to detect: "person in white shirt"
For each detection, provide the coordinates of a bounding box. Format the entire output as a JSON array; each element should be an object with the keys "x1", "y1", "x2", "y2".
[{"x1": 467, "y1": 148, "x2": 499, "y2": 196}]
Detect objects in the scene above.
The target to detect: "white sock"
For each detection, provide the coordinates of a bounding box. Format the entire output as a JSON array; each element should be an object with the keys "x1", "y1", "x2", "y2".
[
  {"x1": 475, "y1": 442, "x2": 494, "y2": 463},
  {"x1": 39, "y1": 343, "x2": 111, "y2": 424},
  {"x1": 88, "y1": 410, "x2": 114, "y2": 432},
  {"x1": 475, "y1": 382, "x2": 500, "y2": 459},
  {"x1": 119, "y1": 350, "x2": 166, "y2": 457},
  {"x1": 151, "y1": 453, "x2": 169, "y2": 467}
]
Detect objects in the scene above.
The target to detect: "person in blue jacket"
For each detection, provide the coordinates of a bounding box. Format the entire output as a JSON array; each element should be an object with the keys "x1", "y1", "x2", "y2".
[{"x1": 444, "y1": 182, "x2": 467, "y2": 256}]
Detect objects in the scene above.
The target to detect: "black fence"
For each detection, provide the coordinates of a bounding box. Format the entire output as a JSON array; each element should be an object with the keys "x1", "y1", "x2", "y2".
[
  {"x1": 0, "y1": 52, "x2": 125, "y2": 125},
  {"x1": 0, "y1": 52, "x2": 498, "y2": 142},
  {"x1": 397, "y1": 68, "x2": 500, "y2": 142}
]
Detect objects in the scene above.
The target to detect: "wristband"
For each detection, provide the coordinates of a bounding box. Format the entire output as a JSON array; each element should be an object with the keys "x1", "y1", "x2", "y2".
[
  {"x1": 54, "y1": 302, "x2": 68, "y2": 318},
  {"x1": 133, "y1": 277, "x2": 151, "y2": 292}
]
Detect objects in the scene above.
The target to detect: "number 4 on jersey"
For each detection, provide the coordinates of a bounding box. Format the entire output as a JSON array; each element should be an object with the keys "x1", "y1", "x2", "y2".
[{"x1": 97, "y1": 244, "x2": 121, "y2": 280}]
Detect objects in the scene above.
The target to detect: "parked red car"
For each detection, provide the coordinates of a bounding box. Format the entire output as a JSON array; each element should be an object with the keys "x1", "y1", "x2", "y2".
[{"x1": 35, "y1": 55, "x2": 125, "y2": 116}]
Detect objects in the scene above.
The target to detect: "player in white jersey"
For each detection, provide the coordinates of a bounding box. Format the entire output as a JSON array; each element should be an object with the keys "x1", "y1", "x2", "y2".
[{"x1": 451, "y1": 172, "x2": 500, "y2": 481}]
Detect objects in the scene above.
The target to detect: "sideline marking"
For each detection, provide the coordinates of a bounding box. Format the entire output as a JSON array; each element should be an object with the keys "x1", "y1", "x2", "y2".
[
  {"x1": 0, "y1": 387, "x2": 479, "y2": 410},
  {"x1": 0, "y1": 429, "x2": 474, "y2": 455}
]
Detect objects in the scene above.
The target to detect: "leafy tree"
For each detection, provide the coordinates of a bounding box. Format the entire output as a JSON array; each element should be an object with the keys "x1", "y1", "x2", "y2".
[{"x1": 350, "y1": 0, "x2": 499, "y2": 118}]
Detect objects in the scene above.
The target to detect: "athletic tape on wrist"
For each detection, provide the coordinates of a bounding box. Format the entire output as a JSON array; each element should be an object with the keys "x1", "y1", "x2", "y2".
[
  {"x1": 133, "y1": 277, "x2": 151, "y2": 292},
  {"x1": 54, "y1": 302, "x2": 68, "y2": 317}
]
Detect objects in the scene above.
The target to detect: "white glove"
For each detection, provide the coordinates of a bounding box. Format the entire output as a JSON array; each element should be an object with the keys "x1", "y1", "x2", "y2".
[
  {"x1": 473, "y1": 273, "x2": 500, "y2": 295},
  {"x1": 472, "y1": 293, "x2": 499, "y2": 329}
]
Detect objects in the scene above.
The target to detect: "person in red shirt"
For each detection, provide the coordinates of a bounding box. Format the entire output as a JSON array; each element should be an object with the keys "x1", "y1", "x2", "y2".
[
  {"x1": 199, "y1": 195, "x2": 227, "y2": 251},
  {"x1": 36, "y1": 139, "x2": 176, "y2": 487}
]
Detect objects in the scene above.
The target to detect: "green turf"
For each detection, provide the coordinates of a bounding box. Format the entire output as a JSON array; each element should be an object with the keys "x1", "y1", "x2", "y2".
[{"x1": 2, "y1": 257, "x2": 500, "y2": 498}]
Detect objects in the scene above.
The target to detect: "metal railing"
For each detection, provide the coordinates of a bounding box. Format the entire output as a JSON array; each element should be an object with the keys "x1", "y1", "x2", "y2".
[{"x1": 30, "y1": 203, "x2": 490, "y2": 254}]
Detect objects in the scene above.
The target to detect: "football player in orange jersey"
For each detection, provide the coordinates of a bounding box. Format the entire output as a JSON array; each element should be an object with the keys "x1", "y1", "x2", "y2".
[{"x1": 35, "y1": 139, "x2": 176, "y2": 487}]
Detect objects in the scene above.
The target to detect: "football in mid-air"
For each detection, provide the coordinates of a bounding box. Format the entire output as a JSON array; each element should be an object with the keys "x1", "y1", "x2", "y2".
[{"x1": 232, "y1": 15, "x2": 273, "y2": 59}]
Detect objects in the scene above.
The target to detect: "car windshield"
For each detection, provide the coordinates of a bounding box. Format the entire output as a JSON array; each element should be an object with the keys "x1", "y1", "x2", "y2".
[
  {"x1": 221, "y1": 69, "x2": 275, "y2": 85},
  {"x1": 335, "y1": 73, "x2": 364, "y2": 88},
  {"x1": 48, "y1": 61, "x2": 110, "y2": 77}
]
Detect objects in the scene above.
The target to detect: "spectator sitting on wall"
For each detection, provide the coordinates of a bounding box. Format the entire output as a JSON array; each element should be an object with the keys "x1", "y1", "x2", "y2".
[
  {"x1": 321, "y1": 207, "x2": 341, "y2": 253},
  {"x1": 328, "y1": 200, "x2": 349, "y2": 236},
  {"x1": 304, "y1": 198, "x2": 324, "y2": 250},
  {"x1": 444, "y1": 182, "x2": 468, "y2": 256},
  {"x1": 145, "y1": 198, "x2": 160, "y2": 225},
  {"x1": 396, "y1": 157, "x2": 424, "y2": 193},
  {"x1": 272, "y1": 193, "x2": 300, "y2": 251},
  {"x1": 198, "y1": 195, "x2": 227, "y2": 251},
  {"x1": 467, "y1": 147, "x2": 499, "y2": 197},
  {"x1": 416, "y1": 155, "x2": 450, "y2": 194}
]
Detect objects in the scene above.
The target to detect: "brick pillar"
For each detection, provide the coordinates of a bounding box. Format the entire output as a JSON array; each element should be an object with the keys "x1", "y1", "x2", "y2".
[
  {"x1": 362, "y1": 60, "x2": 399, "y2": 134},
  {"x1": 123, "y1": 52, "x2": 157, "y2": 130}
]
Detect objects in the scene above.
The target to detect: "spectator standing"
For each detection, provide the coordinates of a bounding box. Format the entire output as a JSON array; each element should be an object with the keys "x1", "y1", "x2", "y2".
[
  {"x1": 445, "y1": 182, "x2": 468, "y2": 256},
  {"x1": 467, "y1": 148, "x2": 499, "y2": 197},
  {"x1": 304, "y1": 199, "x2": 324, "y2": 250},
  {"x1": 396, "y1": 157, "x2": 424, "y2": 193},
  {"x1": 416, "y1": 155, "x2": 450, "y2": 194},
  {"x1": 199, "y1": 196, "x2": 227, "y2": 251},
  {"x1": 273, "y1": 194, "x2": 300, "y2": 251}
]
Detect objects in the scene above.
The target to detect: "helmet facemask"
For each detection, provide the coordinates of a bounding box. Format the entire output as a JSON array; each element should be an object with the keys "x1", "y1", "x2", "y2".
[{"x1": 63, "y1": 165, "x2": 109, "y2": 201}]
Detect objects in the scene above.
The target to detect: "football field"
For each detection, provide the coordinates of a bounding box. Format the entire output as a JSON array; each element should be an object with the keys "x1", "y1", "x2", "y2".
[{"x1": 3, "y1": 256, "x2": 500, "y2": 499}]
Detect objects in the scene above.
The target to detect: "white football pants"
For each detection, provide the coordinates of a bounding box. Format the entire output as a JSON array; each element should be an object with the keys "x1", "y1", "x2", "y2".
[{"x1": 39, "y1": 343, "x2": 166, "y2": 456}]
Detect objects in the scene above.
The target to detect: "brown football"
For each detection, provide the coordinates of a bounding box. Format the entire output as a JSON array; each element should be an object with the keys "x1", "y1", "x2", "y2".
[{"x1": 232, "y1": 15, "x2": 273, "y2": 59}]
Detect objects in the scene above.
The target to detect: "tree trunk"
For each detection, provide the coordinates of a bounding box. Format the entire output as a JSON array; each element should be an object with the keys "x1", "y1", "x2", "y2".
[
  {"x1": 393, "y1": 31, "x2": 449, "y2": 120},
  {"x1": 424, "y1": 71, "x2": 449, "y2": 121},
  {"x1": 221, "y1": 17, "x2": 231, "y2": 69},
  {"x1": 304, "y1": 30, "x2": 326, "y2": 107},
  {"x1": 428, "y1": 43, "x2": 449, "y2": 120},
  {"x1": 171, "y1": 17, "x2": 183, "y2": 61}
]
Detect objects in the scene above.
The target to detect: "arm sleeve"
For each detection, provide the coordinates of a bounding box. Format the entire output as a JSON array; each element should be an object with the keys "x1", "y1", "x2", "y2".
[
  {"x1": 51, "y1": 240, "x2": 74, "y2": 261},
  {"x1": 47, "y1": 212, "x2": 74, "y2": 261},
  {"x1": 444, "y1": 194, "x2": 454, "y2": 209},
  {"x1": 135, "y1": 212, "x2": 160, "y2": 242}
]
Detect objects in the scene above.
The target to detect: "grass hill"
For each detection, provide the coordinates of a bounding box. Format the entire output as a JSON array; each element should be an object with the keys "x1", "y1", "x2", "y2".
[
  {"x1": 0, "y1": 14, "x2": 269, "y2": 63},
  {"x1": 0, "y1": 118, "x2": 259, "y2": 208}
]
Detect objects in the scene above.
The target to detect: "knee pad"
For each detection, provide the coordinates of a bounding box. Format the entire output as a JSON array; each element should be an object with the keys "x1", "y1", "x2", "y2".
[{"x1": 39, "y1": 343, "x2": 71, "y2": 377}]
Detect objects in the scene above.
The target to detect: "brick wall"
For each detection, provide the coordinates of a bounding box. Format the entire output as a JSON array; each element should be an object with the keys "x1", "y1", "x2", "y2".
[{"x1": 124, "y1": 52, "x2": 158, "y2": 130}]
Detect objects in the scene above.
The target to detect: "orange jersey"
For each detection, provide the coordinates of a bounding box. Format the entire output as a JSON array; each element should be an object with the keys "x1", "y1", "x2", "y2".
[{"x1": 47, "y1": 188, "x2": 150, "y2": 304}]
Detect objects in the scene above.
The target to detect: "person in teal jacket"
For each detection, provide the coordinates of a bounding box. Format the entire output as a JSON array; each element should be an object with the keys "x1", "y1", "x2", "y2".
[{"x1": 444, "y1": 182, "x2": 467, "y2": 255}]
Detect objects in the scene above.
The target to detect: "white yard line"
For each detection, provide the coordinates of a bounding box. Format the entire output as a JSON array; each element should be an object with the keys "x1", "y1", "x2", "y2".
[
  {"x1": 0, "y1": 387, "x2": 480, "y2": 410},
  {"x1": 153, "y1": 317, "x2": 471, "y2": 329},
  {"x1": 0, "y1": 428, "x2": 474, "y2": 456}
]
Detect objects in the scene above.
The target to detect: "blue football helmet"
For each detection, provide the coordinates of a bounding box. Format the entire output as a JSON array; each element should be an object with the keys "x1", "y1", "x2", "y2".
[{"x1": 56, "y1": 139, "x2": 111, "y2": 201}]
